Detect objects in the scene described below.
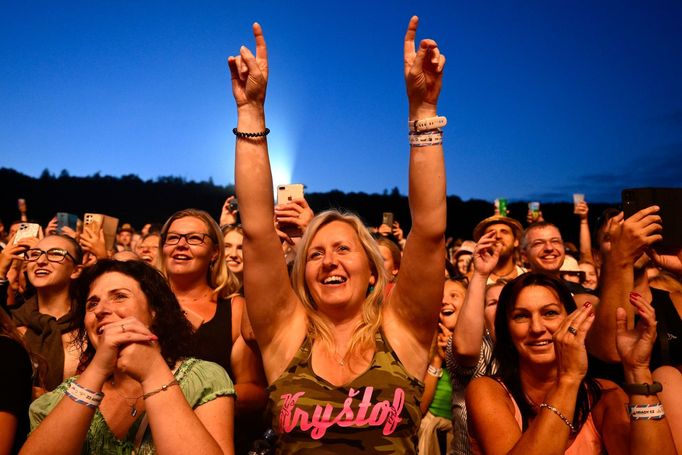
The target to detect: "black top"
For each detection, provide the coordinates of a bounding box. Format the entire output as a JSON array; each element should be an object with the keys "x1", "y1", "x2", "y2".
[
  {"x1": 188, "y1": 297, "x2": 233, "y2": 379},
  {"x1": 0, "y1": 336, "x2": 33, "y2": 454},
  {"x1": 650, "y1": 287, "x2": 682, "y2": 369}
]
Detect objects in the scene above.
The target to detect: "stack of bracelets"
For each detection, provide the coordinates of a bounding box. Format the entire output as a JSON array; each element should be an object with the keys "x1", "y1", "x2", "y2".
[
  {"x1": 408, "y1": 115, "x2": 447, "y2": 147},
  {"x1": 65, "y1": 382, "x2": 104, "y2": 409}
]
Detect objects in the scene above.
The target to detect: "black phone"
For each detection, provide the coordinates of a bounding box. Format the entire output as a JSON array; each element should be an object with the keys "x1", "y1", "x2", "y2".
[{"x1": 622, "y1": 187, "x2": 682, "y2": 253}]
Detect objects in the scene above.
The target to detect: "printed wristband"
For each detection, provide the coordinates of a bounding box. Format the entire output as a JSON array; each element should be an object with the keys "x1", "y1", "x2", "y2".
[
  {"x1": 628, "y1": 403, "x2": 665, "y2": 420},
  {"x1": 65, "y1": 382, "x2": 104, "y2": 409},
  {"x1": 409, "y1": 130, "x2": 443, "y2": 147}
]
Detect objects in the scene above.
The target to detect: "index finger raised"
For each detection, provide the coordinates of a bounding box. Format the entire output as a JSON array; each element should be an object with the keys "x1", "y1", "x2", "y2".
[{"x1": 404, "y1": 16, "x2": 419, "y2": 57}]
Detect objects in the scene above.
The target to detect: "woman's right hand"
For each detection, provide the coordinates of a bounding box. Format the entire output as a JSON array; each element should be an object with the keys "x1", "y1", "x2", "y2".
[
  {"x1": 553, "y1": 302, "x2": 596, "y2": 383},
  {"x1": 87, "y1": 316, "x2": 158, "y2": 380},
  {"x1": 227, "y1": 23, "x2": 268, "y2": 110}
]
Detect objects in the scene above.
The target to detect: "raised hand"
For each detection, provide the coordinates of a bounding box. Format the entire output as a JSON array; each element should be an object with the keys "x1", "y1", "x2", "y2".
[
  {"x1": 553, "y1": 303, "x2": 595, "y2": 382},
  {"x1": 404, "y1": 16, "x2": 445, "y2": 117},
  {"x1": 80, "y1": 225, "x2": 108, "y2": 260},
  {"x1": 574, "y1": 200, "x2": 589, "y2": 220},
  {"x1": 274, "y1": 198, "x2": 314, "y2": 234},
  {"x1": 220, "y1": 195, "x2": 239, "y2": 226},
  {"x1": 607, "y1": 206, "x2": 662, "y2": 261},
  {"x1": 227, "y1": 23, "x2": 268, "y2": 109},
  {"x1": 616, "y1": 292, "x2": 657, "y2": 373},
  {"x1": 472, "y1": 231, "x2": 501, "y2": 276}
]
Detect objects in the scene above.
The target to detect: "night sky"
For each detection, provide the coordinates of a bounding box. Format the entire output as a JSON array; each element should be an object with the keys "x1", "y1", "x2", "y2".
[{"x1": 2, "y1": 1, "x2": 681, "y2": 203}]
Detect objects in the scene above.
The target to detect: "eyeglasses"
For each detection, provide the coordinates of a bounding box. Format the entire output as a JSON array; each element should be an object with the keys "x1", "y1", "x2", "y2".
[
  {"x1": 163, "y1": 232, "x2": 213, "y2": 246},
  {"x1": 24, "y1": 248, "x2": 76, "y2": 263}
]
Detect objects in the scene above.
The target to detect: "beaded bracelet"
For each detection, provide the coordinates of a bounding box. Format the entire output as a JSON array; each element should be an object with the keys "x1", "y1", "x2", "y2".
[
  {"x1": 65, "y1": 381, "x2": 104, "y2": 409},
  {"x1": 142, "y1": 379, "x2": 179, "y2": 400},
  {"x1": 539, "y1": 403, "x2": 576, "y2": 433},
  {"x1": 628, "y1": 403, "x2": 665, "y2": 420},
  {"x1": 233, "y1": 128, "x2": 270, "y2": 138}
]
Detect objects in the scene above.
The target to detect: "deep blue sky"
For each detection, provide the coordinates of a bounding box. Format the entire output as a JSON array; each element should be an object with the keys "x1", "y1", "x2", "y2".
[{"x1": 2, "y1": 1, "x2": 681, "y2": 203}]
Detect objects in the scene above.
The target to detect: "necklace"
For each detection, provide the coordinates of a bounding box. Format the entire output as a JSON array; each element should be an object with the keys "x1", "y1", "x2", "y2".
[
  {"x1": 332, "y1": 350, "x2": 347, "y2": 367},
  {"x1": 109, "y1": 380, "x2": 143, "y2": 417}
]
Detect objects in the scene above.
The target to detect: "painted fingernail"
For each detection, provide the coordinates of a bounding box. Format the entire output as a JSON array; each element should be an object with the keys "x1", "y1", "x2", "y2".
[
  {"x1": 630, "y1": 291, "x2": 640, "y2": 297},
  {"x1": 583, "y1": 302, "x2": 592, "y2": 308}
]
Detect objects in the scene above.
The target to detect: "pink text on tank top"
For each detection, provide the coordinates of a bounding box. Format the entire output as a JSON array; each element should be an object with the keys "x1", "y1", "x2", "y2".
[{"x1": 278, "y1": 386, "x2": 405, "y2": 439}]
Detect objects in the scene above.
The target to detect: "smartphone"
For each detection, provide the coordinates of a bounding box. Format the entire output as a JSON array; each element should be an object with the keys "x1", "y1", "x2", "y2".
[
  {"x1": 84, "y1": 213, "x2": 120, "y2": 252},
  {"x1": 622, "y1": 188, "x2": 682, "y2": 253},
  {"x1": 56, "y1": 212, "x2": 79, "y2": 234},
  {"x1": 228, "y1": 198, "x2": 239, "y2": 213},
  {"x1": 382, "y1": 212, "x2": 394, "y2": 227},
  {"x1": 13, "y1": 223, "x2": 40, "y2": 244},
  {"x1": 276, "y1": 184, "x2": 305, "y2": 238},
  {"x1": 277, "y1": 184, "x2": 305, "y2": 205}
]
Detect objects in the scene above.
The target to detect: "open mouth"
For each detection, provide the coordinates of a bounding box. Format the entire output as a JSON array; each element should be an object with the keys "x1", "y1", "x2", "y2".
[
  {"x1": 322, "y1": 275, "x2": 347, "y2": 285},
  {"x1": 172, "y1": 254, "x2": 192, "y2": 261},
  {"x1": 527, "y1": 340, "x2": 552, "y2": 347},
  {"x1": 34, "y1": 269, "x2": 51, "y2": 277}
]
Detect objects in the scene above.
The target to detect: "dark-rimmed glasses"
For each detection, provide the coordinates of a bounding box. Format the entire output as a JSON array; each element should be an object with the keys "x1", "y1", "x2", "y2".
[
  {"x1": 163, "y1": 232, "x2": 213, "y2": 246},
  {"x1": 24, "y1": 248, "x2": 76, "y2": 263}
]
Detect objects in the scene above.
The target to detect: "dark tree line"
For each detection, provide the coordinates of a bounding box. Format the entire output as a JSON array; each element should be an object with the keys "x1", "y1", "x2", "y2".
[{"x1": 0, "y1": 167, "x2": 615, "y2": 246}]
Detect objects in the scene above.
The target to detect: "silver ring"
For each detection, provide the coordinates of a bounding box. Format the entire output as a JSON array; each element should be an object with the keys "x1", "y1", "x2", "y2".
[
  {"x1": 121, "y1": 324, "x2": 126, "y2": 333},
  {"x1": 567, "y1": 326, "x2": 578, "y2": 335}
]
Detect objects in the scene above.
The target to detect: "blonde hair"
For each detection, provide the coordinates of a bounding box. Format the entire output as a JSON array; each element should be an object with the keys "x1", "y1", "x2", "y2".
[
  {"x1": 290, "y1": 210, "x2": 388, "y2": 360},
  {"x1": 160, "y1": 209, "x2": 240, "y2": 298}
]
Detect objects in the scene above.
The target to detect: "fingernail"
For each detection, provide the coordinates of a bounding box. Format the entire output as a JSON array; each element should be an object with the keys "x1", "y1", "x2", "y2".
[
  {"x1": 630, "y1": 291, "x2": 640, "y2": 297},
  {"x1": 583, "y1": 302, "x2": 592, "y2": 308}
]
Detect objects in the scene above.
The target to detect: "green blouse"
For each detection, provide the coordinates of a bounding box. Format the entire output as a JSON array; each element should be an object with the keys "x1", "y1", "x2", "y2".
[{"x1": 29, "y1": 358, "x2": 234, "y2": 455}]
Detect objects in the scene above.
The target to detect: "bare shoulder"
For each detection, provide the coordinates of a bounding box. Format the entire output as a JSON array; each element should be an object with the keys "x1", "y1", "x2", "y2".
[{"x1": 591, "y1": 378, "x2": 628, "y2": 435}]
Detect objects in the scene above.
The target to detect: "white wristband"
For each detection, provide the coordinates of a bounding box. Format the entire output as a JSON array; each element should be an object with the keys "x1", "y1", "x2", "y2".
[
  {"x1": 628, "y1": 403, "x2": 665, "y2": 420},
  {"x1": 409, "y1": 116, "x2": 447, "y2": 132},
  {"x1": 427, "y1": 365, "x2": 443, "y2": 378}
]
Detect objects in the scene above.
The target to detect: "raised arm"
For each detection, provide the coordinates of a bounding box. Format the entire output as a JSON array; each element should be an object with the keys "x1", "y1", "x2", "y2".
[
  {"x1": 452, "y1": 231, "x2": 499, "y2": 367},
  {"x1": 574, "y1": 200, "x2": 594, "y2": 264},
  {"x1": 228, "y1": 24, "x2": 304, "y2": 359},
  {"x1": 587, "y1": 207, "x2": 661, "y2": 362},
  {"x1": 385, "y1": 16, "x2": 447, "y2": 358}
]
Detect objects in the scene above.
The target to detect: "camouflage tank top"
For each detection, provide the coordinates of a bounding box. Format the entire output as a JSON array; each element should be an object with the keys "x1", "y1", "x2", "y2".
[{"x1": 266, "y1": 330, "x2": 424, "y2": 454}]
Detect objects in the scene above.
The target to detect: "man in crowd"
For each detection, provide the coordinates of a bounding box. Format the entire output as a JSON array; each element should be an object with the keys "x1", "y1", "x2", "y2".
[{"x1": 472, "y1": 215, "x2": 525, "y2": 284}]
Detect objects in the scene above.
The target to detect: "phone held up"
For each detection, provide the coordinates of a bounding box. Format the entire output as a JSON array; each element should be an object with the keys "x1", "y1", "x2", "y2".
[{"x1": 622, "y1": 187, "x2": 682, "y2": 254}]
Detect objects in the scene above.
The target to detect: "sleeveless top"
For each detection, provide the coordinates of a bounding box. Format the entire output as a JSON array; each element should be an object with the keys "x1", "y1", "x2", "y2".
[
  {"x1": 266, "y1": 330, "x2": 424, "y2": 454},
  {"x1": 470, "y1": 382, "x2": 603, "y2": 455},
  {"x1": 188, "y1": 296, "x2": 233, "y2": 379}
]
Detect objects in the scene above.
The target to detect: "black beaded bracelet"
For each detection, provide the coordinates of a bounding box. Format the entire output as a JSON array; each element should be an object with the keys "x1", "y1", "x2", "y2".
[{"x1": 233, "y1": 128, "x2": 270, "y2": 138}]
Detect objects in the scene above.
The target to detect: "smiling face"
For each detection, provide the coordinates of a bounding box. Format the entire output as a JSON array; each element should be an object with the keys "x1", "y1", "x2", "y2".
[
  {"x1": 304, "y1": 221, "x2": 375, "y2": 314},
  {"x1": 162, "y1": 217, "x2": 217, "y2": 281},
  {"x1": 522, "y1": 225, "x2": 565, "y2": 274},
  {"x1": 440, "y1": 279, "x2": 466, "y2": 330},
  {"x1": 223, "y1": 229, "x2": 244, "y2": 275},
  {"x1": 136, "y1": 234, "x2": 160, "y2": 264},
  {"x1": 508, "y1": 285, "x2": 567, "y2": 366},
  {"x1": 84, "y1": 271, "x2": 154, "y2": 349},
  {"x1": 26, "y1": 235, "x2": 79, "y2": 290}
]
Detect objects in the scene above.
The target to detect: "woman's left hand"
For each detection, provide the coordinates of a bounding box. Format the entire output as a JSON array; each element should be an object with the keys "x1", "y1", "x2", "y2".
[
  {"x1": 616, "y1": 292, "x2": 657, "y2": 373},
  {"x1": 404, "y1": 16, "x2": 445, "y2": 117}
]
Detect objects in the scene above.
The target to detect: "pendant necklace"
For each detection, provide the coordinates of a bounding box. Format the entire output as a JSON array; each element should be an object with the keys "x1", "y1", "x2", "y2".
[
  {"x1": 110, "y1": 380, "x2": 143, "y2": 417},
  {"x1": 333, "y1": 349, "x2": 347, "y2": 367}
]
